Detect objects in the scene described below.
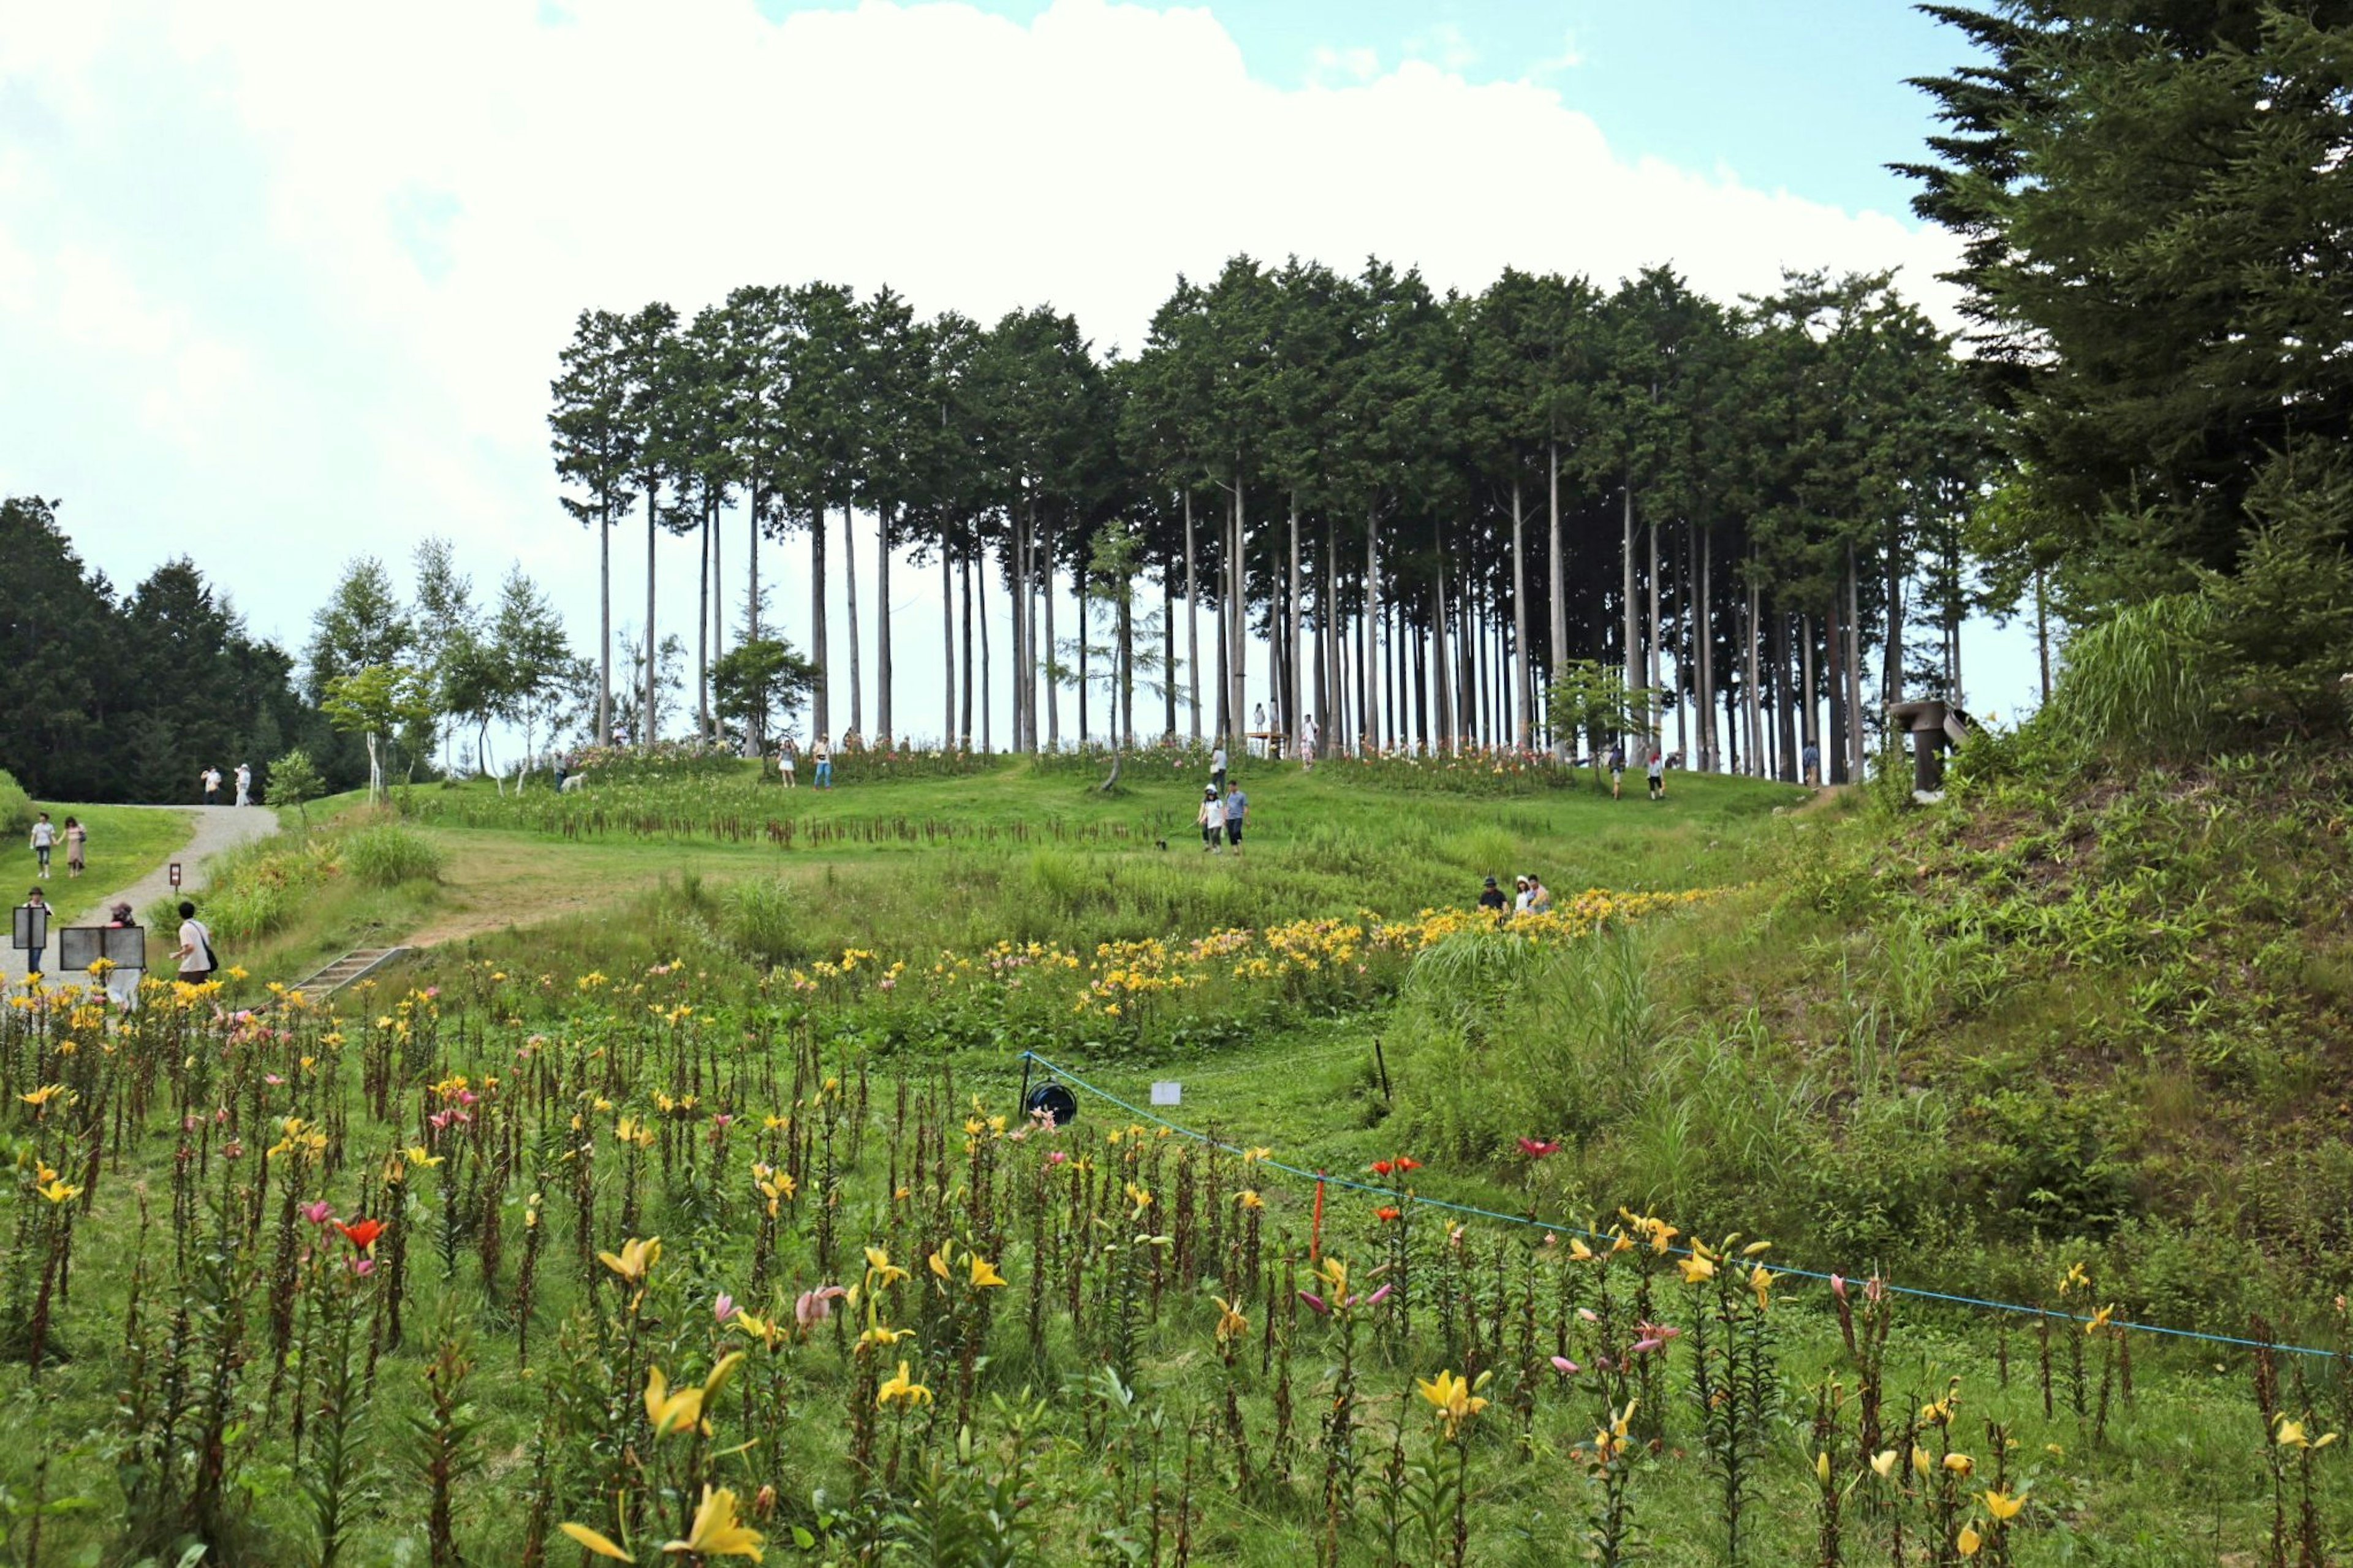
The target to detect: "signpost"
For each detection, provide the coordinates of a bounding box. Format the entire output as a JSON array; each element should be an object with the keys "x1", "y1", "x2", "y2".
[{"x1": 168, "y1": 862, "x2": 183, "y2": 892}]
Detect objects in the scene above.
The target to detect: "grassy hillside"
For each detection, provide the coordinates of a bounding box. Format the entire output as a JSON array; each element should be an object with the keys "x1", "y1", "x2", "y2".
[{"x1": 6, "y1": 748, "x2": 2348, "y2": 1566}]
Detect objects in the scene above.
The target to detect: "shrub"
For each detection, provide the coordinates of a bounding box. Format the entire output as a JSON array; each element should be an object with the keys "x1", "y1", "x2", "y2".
[
  {"x1": 0, "y1": 768, "x2": 30, "y2": 836},
  {"x1": 341, "y1": 822, "x2": 443, "y2": 887}
]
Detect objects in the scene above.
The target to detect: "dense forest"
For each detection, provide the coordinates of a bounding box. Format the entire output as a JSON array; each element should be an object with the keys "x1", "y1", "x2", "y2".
[
  {"x1": 551, "y1": 263, "x2": 1979, "y2": 785},
  {"x1": 0, "y1": 497, "x2": 343, "y2": 803}
]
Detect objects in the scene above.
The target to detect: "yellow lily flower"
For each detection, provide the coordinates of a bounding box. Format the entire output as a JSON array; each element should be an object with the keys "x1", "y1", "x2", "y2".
[
  {"x1": 644, "y1": 1365, "x2": 706, "y2": 1439},
  {"x1": 37, "y1": 1178, "x2": 81, "y2": 1205},
  {"x1": 599, "y1": 1236, "x2": 662, "y2": 1286},
  {"x1": 1677, "y1": 1254, "x2": 1715, "y2": 1284},
  {"x1": 18, "y1": 1084, "x2": 66, "y2": 1107},
  {"x1": 1870, "y1": 1450, "x2": 1900, "y2": 1479},
  {"x1": 863, "y1": 1246, "x2": 907, "y2": 1289},
  {"x1": 1984, "y1": 1489, "x2": 2025, "y2": 1521},
  {"x1": 1943, "y1": 1452, "x2": 1974, "y2": 1476},
  {"x1": 1957, "y1": 1521, "x2": 1981, "y2": 1557},
  {"x1": 559, "y1": 1521, "x2": 635, "y2": 1561},
  {"x1": 928, "y1": 1249, "x2": 950, "y2": 1281},
  {"x1": 1211, "y1": 1295, "x2": 1248, "y2": 1344},
  {"x1": 662, "y1": 1484, "x2": 764, "y2": 1559},
  {"x1": 876, "y1": 1360, "x2": 932, "y2": 1409},
  {"x1": 1415, "y1": 1369, "x2": 1491, "y2": 1441},
  {"x1": 967, "y1": 1255, "x2": 1007, "y2": 1289}
]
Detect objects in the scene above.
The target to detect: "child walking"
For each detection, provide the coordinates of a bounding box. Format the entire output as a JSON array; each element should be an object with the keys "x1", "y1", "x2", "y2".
[{"x1": 1197, "y1": 786, "x2": 1224, "y2": 853}]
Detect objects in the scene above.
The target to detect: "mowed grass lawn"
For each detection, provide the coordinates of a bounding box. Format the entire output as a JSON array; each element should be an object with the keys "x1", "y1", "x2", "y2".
[
  {"x1": 379, "y1": 758, "x2": 1800, "y2": 961},
  {"x1": 8, "y1": 803, "x2": 194, "y2": 908}
]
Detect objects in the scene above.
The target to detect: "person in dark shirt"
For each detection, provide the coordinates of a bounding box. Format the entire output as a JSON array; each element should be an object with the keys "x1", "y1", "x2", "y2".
[{"x1": 1478, "y1": 876, "x2": 1508, "y2": 921}]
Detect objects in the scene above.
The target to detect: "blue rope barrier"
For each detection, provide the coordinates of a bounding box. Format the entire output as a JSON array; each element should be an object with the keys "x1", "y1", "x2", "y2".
[{"x1": 1018, "y1": 1048, "x2": 2341, "y2": 1362}]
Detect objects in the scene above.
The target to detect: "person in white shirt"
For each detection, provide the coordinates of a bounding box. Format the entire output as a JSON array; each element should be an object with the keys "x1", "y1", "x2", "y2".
[
  {"x1": 1210, "y1": 744, "x2": 1228, "y2": 792},
  {"x1": 1300, "y1": 716, "x2": 1317, "y2": 771},
  {"x1": 28, "y1": 813, "x2": 55, "y2": 879},
  {"x1": 234, "y1": 763, "x2": 252, "y2": 806},
  {"x1": 1197, "y1": 786, "x2": 1224, "y2": 853},
  {"x1": 201, "y1": 767, "x2": 222, "y2": 805},
  {"x1": 174, "y1": 900, "x2": 217, "y2": 984}
]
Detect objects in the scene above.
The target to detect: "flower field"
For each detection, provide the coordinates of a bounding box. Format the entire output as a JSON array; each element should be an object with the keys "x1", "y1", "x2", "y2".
[{"x1": 2, "y1": 945, "x2": 2346, "y2": 1566}]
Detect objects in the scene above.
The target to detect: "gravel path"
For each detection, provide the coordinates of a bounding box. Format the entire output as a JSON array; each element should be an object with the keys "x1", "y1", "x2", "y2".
[{"x1": 66, "y1": 804, "x2": 281, "y2": 927}]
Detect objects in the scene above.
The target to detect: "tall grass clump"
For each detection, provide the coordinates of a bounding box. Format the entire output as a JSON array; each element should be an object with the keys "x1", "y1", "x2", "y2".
[
  {"x1": 2049, "y1": 594, "x2": 2221, "y2": 758},
  {"x1": 0, "y1": 768, "x2": 32, "y2": 835},
  {"x1": 720, "y1": 878, "x2": 810, "y2": 967},
  {"x1": 341, "y1": 822, "x2": 443, "y2": 887}
]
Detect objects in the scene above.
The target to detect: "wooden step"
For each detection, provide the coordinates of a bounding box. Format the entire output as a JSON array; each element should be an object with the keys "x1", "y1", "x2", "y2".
[{"x1": 286, "y1": 947, "x2": 412, "y2": 997}]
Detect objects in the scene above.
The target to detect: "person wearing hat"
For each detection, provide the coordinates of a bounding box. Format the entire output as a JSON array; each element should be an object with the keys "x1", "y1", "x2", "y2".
[
  {"x1": 1513, "y1": 876, "x2": 1534, "y2": 914},
  {"x1": 1477, "y1": 876, "x2": 1508, "y2": 920},
  {"x1": 1197, "y1": 785, "x2": 1225, "y2": 854},
  {"x1": 103, "y1": 901, "x2": 142, "y2": 1010}
]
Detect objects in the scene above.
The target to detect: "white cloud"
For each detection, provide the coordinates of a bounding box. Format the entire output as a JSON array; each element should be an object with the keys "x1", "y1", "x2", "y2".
[{"x1": 0, "y1": 0, "x2": 1972, "y2": 727}]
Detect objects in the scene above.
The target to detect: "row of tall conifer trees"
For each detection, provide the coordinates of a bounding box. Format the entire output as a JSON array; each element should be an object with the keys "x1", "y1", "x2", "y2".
[{"x1": 550, "y1": 256, "x2": 1982, "y2": 782}]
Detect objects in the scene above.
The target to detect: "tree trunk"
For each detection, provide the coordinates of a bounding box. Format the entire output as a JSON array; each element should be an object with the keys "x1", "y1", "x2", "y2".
[
  {"x1": 1433, "y1": 532, "x2": 1454, "y2": 754},
  {"x1": 1119, "y1": 578, "x2": 1135, "y2": 749},
  {"x1": 1314, "y1": 517, "x2": 1332, "y2": 757},
  {"x1": 1775, "y1": 610, "x2": 1798, "y2": 782},
  {"x1": 1646, "y1": 519, "x2": 1662, "y2": 747},
  {"x1": 711, "y1": 498, "x2": 726, "y2": 744},
  {"x1": 1512, "y1": 479, "x2": 1530, "y2": 750},
  {"x1": 2034, "y1": 564, "x2": 2051, "y2": 706},
  {"x1": 643, "y1": 489, "x2": 658, "y2": 748},
  {"x1": 744, "y1": 503, "x2": 760, "y2": 753},
  {"x1": 1362, "y1": 507, "x2": 1381, "y2": 752},
  {"x1": 1078, "y1": 572, "x2": 1089, "y2": 746},
  {"x1": 1183, "y1": 491, "x2": 1201, "y2": 741},
  {"x1": 1621, "y1": 483, "x2": 1640, "y2": 748},
  {"x1": 960, "y1": 549, "x2": 975, "y2": 749},
  {"x1": 1548, "y1": 442, "x2": 1567, "y2": 755},
  {"x1": 1825, "y1": 589, "x2": 1849, "y2": 785},
  {"x1": 1699, "y1": 525, "x2": 1716, "y2": 771},
  {"x1": 877, "y1": 503, "x2": 893, "y2": 744},
  {"x1": 1287, "y1": 489, "x2": 1302, "y2": 754},
  {"x1": 1042, "y1": 526, "x2": 1059, "y2": 751},
  {"x1": 1161, "y1": 564, "x2": 1176, "y2": 741},
  {"x1": 846, "y1": 501, "x2": 863, "y2": 737},
  {"x1": 1744, "y1": 569, "x2": 1762, "y2": 776},
  {"x1": 811, "y1": 503, "x2": 830, "y2": 746},
  {"x1": 1227, "y1": 475, "x2": 1247, "y2": 756},
  {"x1": 1883, "y1": 523, "x2": 1904, "y2": 708},
  {"x1": 1800, "y1": 613, "x2": 1818, "y2": 752},
  {"x1": 977, "y1": 547, "x2": 991, "y2": 753},
  {"x1": 1845, "y1": 542, "x2": 1866, "y2": 778},
  {"x1": 697, "y1": 504, "x2": 711, "y2": 743},
  {"x1": 597, "y1": 506, "x2": 612, "y2": 747},
  {"x1": 942, "y1": 539, "x2": 957, "y2": 748}
]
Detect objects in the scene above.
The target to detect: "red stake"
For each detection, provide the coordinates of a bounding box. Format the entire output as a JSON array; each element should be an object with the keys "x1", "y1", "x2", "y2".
[{"x1": 1311, "y1": 1173, "x2": 1326, "y2": 1261}]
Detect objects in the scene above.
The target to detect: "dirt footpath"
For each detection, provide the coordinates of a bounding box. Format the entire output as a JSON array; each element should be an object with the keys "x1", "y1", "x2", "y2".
[{"x1": 67, "y1": 804, "x2": 280, "y2": 927}]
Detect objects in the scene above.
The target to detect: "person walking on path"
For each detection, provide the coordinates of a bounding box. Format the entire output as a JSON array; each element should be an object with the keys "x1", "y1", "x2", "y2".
[
  {"x1": 1300, "y1": 716, "x2": 1318, "y2": 771},
  {"x1": 1802, "y1": 741, "x2": 1820, "y2": 789},
  {"x1": 174, "y1": 900, "x2": 217, "y2": 986},
  {"x1": 1210, "y1": 744, "x2": 1227, "y2": 794},
  {"x1": 201, "y1": 767, "x2": 222, "y2": 805},
  {"x1": 63, "y1": 816, "x2": 85, "y2": 878},
  {"x1": 779, "y1": 737, "x2": 798, "y2": 788},
  {"x1": 234, "y1": 763, "x2": 252, "y2": 806},
  {"x1": 1478, "y1": 875, "x2": 1507, "y2": 920},
  {"x1": 1197, "y1": 786, "x2": 1224, "y2": 852},
  {"x1": 1224, "y1": 782, "x2": 1247, "y2": 855},
  {"x1": 1647, "y1": 748, "x2": 1666, "y2": 802},
  {"x1": 16, "y1": 886, "x2": 48, "y2": 975},
  {"x1": 1607, "y1": 742, "x2": 1626, "y2": 800},
  {"x1": 29, "y1": 812, "x2": 55, "y2": 879},
  {"x1": 813, "y1": 738, "x2": 832, "y2": 789}
]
